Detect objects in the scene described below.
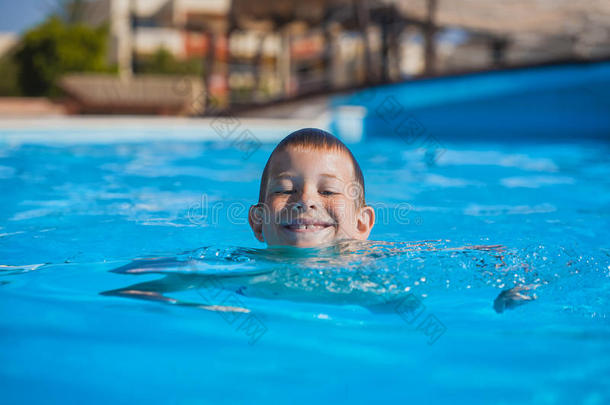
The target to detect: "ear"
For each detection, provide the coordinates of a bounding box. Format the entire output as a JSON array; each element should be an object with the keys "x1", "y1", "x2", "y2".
[
  {"x1": 248, "y1": 204, "x2": 265, "y2": 243},
  {"x1": 355, "y1": 205, "x2": 375, "y2": 240}
]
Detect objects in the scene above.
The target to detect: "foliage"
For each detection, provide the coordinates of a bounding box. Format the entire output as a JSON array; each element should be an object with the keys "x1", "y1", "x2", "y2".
[
  {"x1": 14, "y1": 17, "x2": 110, "y2": 96},
  {"x1": 137, "y1": 48, "x2": 204, "y2": 76},
  {"x1": 0, "y1": 53, "x2": 22, "y2": 96}
]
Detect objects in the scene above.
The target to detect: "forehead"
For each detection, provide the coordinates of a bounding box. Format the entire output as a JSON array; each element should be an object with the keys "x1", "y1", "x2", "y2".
[{"x1": 268, "y1": 146, "x2": 355, "y2": 180}]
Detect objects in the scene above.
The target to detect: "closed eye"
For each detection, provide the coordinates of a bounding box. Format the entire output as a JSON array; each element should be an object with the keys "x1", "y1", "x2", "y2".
[
  {"x1": 320, "y1": 190, "x2": 338, "y2": 196},
  {"x1": 275, "y1": 189, "x2": 296, "y2": 195}
]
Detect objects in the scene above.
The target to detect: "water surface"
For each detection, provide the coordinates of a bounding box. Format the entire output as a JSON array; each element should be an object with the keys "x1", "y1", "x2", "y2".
[{"x1": 0, "y1": 134, "x2": 608, "y2": 404}]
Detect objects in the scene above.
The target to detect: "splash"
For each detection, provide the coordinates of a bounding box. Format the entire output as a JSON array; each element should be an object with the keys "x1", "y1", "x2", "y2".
[{"x1": 101, "y1": 240, "x2": 609, "y2": 316}]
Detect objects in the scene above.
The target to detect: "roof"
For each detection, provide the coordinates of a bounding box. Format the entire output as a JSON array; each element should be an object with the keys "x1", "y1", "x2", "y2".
[
  {"x1": 396, "y1": 0, "x2": 610, "y2": 37},
  {"x1": 230, "y1": 0, "x2": 610, "y2": 55},
  {"x1": 60, "y1": 74, "x2": 205, "y2": 115}
]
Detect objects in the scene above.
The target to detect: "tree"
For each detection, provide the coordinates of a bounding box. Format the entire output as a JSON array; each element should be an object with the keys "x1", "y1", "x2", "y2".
[
  {"x1": 0, "y1": 54, "x2": 21, "y2": 96},
  {"x1": 138, "y1": 48, "x2": 204, "y2": 76},
  {"x1": 14, "y1": 17, "x2": 109, "y2": 96}
]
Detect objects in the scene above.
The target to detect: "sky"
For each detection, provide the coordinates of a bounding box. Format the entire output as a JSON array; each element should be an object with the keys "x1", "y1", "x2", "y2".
[{"x1": 0, "y1": 0, "x2": 53, "y2": 33}]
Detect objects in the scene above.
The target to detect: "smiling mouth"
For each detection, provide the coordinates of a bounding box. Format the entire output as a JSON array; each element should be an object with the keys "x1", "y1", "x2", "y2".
[{"x1": 282, "y1": 219, "x2": 334, "y2": 233}]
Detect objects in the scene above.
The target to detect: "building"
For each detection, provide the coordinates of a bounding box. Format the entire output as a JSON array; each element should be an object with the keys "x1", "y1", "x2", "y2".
[
  {"x1": 67, "y1": 0, "x2": 610, "y2": 115},
  {"x1": 81, "y1": 0, "x2": 230, "y2": 76},
  {"x1": 0, "y1": 33, "x2": 17, "y2": 58}
]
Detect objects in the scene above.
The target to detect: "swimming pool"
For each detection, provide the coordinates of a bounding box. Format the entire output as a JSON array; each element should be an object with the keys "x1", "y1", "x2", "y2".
[{"x1": 1, "y1": 68, "x2": 609, "y2": 404}]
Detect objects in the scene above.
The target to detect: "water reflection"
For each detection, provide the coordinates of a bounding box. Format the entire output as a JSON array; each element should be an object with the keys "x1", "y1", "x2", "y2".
[{"x1": 100, "y1": 241, "x2": 539, "y2": 314}]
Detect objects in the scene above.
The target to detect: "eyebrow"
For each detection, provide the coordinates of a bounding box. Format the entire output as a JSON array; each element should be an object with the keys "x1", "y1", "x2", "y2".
[
  {"x1": 271, "y1": 172, "x2": 344, "y2": 181},
  {"x1": 273, "y1": 172, "x2": 296, "y2": 179}
]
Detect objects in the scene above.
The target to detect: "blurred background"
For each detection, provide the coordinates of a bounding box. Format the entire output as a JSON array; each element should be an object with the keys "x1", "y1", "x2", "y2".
[{"x1": 1, "y1": 0, "x2": 609, "y2": 118}]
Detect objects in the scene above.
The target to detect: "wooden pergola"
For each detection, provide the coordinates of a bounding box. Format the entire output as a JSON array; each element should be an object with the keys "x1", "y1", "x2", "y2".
[
  {"x1": 223, "y1": 0, "x2": 445, "y2": 104},
  {"x1": 395, "y1": 0, "x2": 610, "y2": 37},
  {"x1": 222, "y1": 0, "x2": 610, "y2": 106},
  {"x1": 137, "y1": 0, "x2": 610, "y2": 115}
]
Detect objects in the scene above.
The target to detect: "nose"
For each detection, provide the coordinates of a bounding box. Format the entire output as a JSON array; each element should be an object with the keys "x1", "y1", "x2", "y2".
[{"x1": 292, "y1": 186, "x2": 320, "y2": 211}]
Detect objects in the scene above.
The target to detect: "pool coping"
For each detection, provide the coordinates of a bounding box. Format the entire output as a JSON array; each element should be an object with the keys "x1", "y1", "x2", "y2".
[{"x1": 0, "y1": 115, "x2": 331, "y2": 144}]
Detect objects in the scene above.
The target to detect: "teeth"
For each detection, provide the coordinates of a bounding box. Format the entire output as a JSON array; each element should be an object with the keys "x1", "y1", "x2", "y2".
[{"x1": 288, "y1": 224, "x2": 326, "y2": 230}]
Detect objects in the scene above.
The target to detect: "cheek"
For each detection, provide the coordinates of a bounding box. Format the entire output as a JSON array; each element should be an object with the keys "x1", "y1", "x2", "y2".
[
  {"x1": 267, "y1": 197, "x2": 289, "y2": 219},
  {"x1": 327, "y1": 197, "x2": 356, "y2": 224},
  {"x1": 271, "y1": 197, "x2": 288, "y2": 211}
]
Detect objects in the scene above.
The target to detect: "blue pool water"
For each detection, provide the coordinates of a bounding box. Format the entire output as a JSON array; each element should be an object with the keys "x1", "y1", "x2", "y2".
[
  {"x1": 1, "y1": 64, "x2": 609, "y2": 404},
  {"x1": 1, "y1": 134, "x2": 608, "y2": 404}
]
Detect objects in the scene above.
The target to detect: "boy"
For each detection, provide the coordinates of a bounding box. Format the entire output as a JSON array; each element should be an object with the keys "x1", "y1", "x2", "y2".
[
  {"x1": 104, "y1": 128, "x2": 534, "y2": 313},
  {"x1": 248, "y1": 128, "x2": 375, "y2": 247}
]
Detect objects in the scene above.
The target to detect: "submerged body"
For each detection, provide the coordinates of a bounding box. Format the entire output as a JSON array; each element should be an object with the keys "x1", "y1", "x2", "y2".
[{"x1": 102, "y1": 241, "x2": 537, "y2": 313}]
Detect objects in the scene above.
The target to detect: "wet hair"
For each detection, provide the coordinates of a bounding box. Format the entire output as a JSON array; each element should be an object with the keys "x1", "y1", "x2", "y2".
[{"x1": 258, "y1": 128, "x2": 365, "y2": 206}]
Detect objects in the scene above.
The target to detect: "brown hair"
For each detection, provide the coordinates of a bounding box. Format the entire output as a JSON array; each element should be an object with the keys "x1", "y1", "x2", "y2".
[{"x1": 258, "y1": 128, "x2": 365, "y2": 206}]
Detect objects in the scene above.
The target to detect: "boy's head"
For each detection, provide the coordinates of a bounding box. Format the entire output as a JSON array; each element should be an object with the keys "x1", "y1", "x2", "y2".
[{"x1": 249, "y1": 128, "x2": 375, "y2": 247}]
